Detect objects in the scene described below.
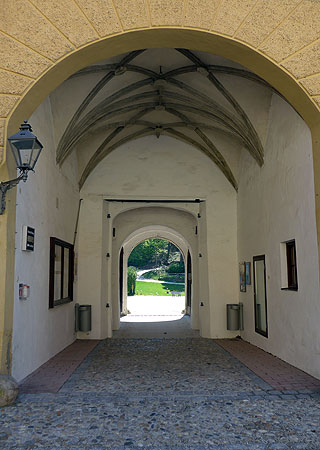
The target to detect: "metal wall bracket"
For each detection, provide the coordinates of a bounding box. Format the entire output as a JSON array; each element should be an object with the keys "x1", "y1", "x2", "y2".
[{"x1": 0, "y1": 173, "x2": 26, "y2": 215}]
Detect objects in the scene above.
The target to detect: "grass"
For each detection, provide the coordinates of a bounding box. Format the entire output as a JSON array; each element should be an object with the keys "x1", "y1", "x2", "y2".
[{"x1": 135, "y1": 280, "x2": 185, "y2": 296}]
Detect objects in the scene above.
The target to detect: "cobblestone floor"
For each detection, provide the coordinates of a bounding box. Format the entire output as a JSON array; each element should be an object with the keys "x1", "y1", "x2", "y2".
[{"x1": 1, "y1": 338, "x2": 320, "y2": 449}]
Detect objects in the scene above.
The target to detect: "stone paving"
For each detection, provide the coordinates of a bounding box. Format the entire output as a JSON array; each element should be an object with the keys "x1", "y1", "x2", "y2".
[{"x1": 1, "y1": 336, "x2": 320, "y2": 449}]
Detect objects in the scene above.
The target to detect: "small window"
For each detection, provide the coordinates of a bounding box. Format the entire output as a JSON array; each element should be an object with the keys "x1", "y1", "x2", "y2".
[
  {"x1": 280, "y1": 240, "x2": 298, "y2": 291},
  {"x1": 49, "y1": 237, "x2": 74, "y2": 308}
]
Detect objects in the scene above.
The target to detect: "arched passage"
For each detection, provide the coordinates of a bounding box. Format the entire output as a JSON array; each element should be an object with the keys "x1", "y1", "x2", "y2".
[
  {"x1": 0, "y1": 18, "x2": 319, "y2": 382},
  {"x1": 121, "y1": 231, "x2": 189, "y2": 320},
  {"x1": 110, "y1": 208, "x2": 202, "y2": 334}
]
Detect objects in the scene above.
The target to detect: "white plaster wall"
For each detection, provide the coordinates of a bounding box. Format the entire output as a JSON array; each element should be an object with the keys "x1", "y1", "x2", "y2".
[
  {"x1": 12, "y1": 98, "x2": 80, "y2": 382},
  {"x1": 76, "y1": 197, "x2": 111, "y2": 340},
  {"x1": 205, "y1": 193, "x2": 239, "y2": 338},
  {"x1": 238, "y1": 94, "x2": 320, "y2": 379}
]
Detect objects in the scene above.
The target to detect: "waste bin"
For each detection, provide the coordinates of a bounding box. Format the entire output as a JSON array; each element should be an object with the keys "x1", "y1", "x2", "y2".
[
  {"x1": 78, "y1": 305, "x2": 92, "y2": 332},
  {"x1": 227, "y1": 304, "x2": 240, "y2": 330}
]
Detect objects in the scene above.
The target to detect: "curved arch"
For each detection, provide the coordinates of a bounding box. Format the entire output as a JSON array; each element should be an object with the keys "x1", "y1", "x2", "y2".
[
  {"x1": 110, "y1": 202, "x2": 200, "y2": 224},
  {"x1": 123, "y1": 226, "x2": 190, "y2": 261},
  {"x1": 6, "y1": 28, "x2": 319, "y2": 144},
  {"x1": 1, "y1": 25, "x2": 320, "y2": 374},
  {"x1": 120, "y1": 228, "x2": 190, "y2": 325}
]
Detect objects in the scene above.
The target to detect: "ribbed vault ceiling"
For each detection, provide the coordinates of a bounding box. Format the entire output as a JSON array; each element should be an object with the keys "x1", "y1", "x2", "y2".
[{"x1": 56, "y1": 49, "x2": 283, "y2": 191}]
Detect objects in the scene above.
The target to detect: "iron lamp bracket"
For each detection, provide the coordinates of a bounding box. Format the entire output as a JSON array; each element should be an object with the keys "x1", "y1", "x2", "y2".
[{"x1": 0, "y1": 171, "x2": 28, "y2": 215}]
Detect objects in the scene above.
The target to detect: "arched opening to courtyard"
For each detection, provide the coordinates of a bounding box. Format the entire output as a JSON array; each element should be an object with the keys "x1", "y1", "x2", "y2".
[
  {"x1": 109, "y1": 206, "x2": 201, "y2": 337},
  {"x1": 117, "y1": 235, "x2": 191, "y2": 337},
  {"x1": 125, "y1": 238, "x2": 186, "y2": 318}
]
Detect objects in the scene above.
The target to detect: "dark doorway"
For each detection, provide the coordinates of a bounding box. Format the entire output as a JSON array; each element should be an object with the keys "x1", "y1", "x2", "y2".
[
  {"x1": 119, "y1": 247, "x2": 124, "y2": 313},
  {"x1": 253, "y1": 255, "x2": 268, "y2": 338},
  {"x1": 186, "y1": 251, "x2": 192, "y2": 315}
]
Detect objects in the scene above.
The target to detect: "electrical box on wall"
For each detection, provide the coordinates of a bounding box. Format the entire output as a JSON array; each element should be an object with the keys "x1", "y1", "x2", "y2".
[
  {"x1": 22, "y1": 225, "x2": 35, "y2": 251},
  {"x1": 19, "y1": 284, "x2": 30, "y2": 300}
]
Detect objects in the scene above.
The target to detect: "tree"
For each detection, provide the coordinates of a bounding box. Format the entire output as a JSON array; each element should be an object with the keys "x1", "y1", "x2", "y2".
[
  {"x1": 128, "y1": 238, "x2": 183, "y2": 269},
  {"x1": 128, "y1": 239, "x2": 171, "y2": 268},
  {"x1": 127, "y1": 266, "x2": 137, "y2": 296}
]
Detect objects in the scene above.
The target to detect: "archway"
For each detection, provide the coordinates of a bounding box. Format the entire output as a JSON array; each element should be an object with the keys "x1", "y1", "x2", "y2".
[
  {"x1": 123, "y1": 236, "x2": 187, "y2": 327},
  {"x1": 110, "y1": 208, "x2": 202, "y2": 335},
  {"x1": 125, "y1": 236, "x2": 187, "y2": 310},
  {"x1": 0, "y1": 22, "x2": 319, "y2": 382}
]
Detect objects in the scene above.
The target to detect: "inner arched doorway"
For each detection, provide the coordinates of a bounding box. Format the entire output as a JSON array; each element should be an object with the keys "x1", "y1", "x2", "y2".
[
  {"x1": 122, "y1": 235, "x2": 189, "y2": 320},
  {"x1": 110, "y1": 206, "x2": 203, "y2": 334}
]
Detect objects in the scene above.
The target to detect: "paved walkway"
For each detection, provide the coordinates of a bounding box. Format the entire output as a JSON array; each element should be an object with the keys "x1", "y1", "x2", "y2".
[{"x1": 2, "y1": 319, "x2": 320, "y2": 448}]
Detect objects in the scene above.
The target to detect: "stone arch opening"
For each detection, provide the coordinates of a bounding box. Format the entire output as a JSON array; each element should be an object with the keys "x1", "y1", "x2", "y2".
[
  {"x1": 110, "y1": 207, "x2": 202, "y2": 335},
  {"x1": 121, "y1": 234, "x2": 189, "y2": 326},
  {"x1": 1, "y1": 25, "x2": 319, "y2": 383}
]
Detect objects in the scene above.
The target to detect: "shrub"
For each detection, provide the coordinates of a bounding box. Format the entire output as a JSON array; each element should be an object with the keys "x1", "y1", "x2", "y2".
[
  {"x1": 167, "y1": 262, "x2": 185, "y2": 274},
  {"x1": 159, "y1": 274, "x2": 185, "y2": 283},
  {"x1": 127, "y1": 266, "x2": 138, "y2": 296}
]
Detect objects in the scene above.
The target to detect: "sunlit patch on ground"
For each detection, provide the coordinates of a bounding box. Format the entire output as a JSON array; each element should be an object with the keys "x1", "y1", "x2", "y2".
[{"x1": 121, "y1": 295, "x2": 185, "y2": 323}]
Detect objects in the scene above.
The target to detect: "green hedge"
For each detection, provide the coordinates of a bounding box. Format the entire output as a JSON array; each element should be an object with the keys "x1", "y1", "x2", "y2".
[
  {"x1": 167, "y1": 262, "x2": 185, "y2": 273},
  {"x1": 127, "y1": 266, "x2": 138, "y2": 296},
  {"x1": 159, "y1": 274, "x2": 185, "y2": 283}
]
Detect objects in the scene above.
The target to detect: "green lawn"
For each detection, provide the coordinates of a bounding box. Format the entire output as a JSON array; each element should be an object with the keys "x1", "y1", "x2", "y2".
[{"x1": 135, "y1": 281, "x2": 185, "y2": 296}]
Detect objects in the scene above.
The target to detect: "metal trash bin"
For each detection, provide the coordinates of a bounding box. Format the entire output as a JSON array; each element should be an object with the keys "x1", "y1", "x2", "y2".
[
  {"x1": 78, "y1": 305, "x2": 92, "y2": 332},
  {"x1": 227, "y1": 304, "x2": 240, "y2": 330}
]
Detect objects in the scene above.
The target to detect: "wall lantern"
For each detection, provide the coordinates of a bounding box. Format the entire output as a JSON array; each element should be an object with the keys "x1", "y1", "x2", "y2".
[{"x1": 0, "y1": 121, "x2": 43, "y2": 215}]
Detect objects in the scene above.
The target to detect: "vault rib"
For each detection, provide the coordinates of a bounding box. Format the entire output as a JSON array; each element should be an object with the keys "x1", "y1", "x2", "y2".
[
  {"x1": 57, "y1": 49, "x2": 145, "y2": 162},
  {"x1": 55, "y1": 48, "x2": 282, "y2": 190},
  {"x1": 176, "y1": 48, "x2": 264, "y2": 165},
  {"x1": 58, "y1": 88, "x2": 253, "y2": 163},
  {"x1": 164, "y1": 128, "x2": 238, "y2": 191},
  {"x1": 71, "y1": 61, "x2": 280, "y2": 97}
]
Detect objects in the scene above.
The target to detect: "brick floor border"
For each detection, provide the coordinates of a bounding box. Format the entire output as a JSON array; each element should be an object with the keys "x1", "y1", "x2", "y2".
[
  {"x1": 19, "y1": 340, "x2": 99, "y2": 394},
  {"x1": 215, "y1": 338, "x2": 320, "y2": 391}
]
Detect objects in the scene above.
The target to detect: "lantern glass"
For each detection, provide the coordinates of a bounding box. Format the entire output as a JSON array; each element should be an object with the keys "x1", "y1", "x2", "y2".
[
  {"x1": 29, "y1": 138, "x2": 43, "y2": 170},
  {"x1": 8, "y1": 122, "x2": 43, "y2": 171}
]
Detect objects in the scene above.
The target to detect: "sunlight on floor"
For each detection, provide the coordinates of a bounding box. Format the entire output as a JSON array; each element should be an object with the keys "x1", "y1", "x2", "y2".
[
  {"x1": 121, "y1": 315, "x2": 184, "y2": 323},
  {"x1": 121, "y1": 295, "x2": 185, "y2": 323}
]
